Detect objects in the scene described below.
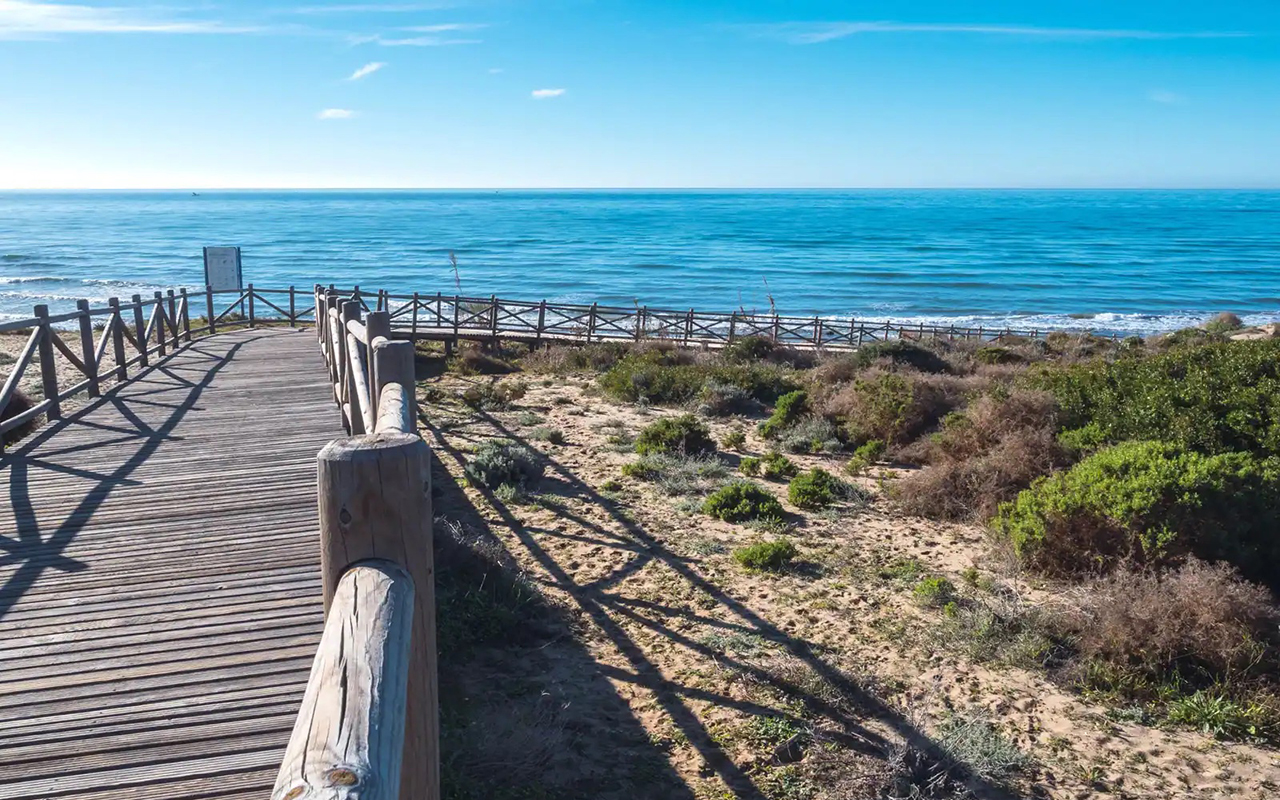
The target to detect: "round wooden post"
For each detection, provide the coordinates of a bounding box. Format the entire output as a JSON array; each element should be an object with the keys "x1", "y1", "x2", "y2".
[
  {"x1": 180, "y1": 288, "x2": 192, "y2": 342},
  {"x1": 108, "y1": 297, "x2": 127, "y2": 380},
  {"x1": 34, "y1": 304, "x2": 61, "y2": 421},
  {"x1": 365, "y1": 310, "x2": 392, "y2": 413},
  {"x1": 206, "y1": 285, "x2": 216, "y2": 335},
  {"x1": 373, "y1": 340, "x2": 416, "y2": 434},
  {"x1": 76, "y1": 299, "x2": 100, "y2": 398},
  {"x1": 167, "y1": 289, "x2": 178, "y2": 346},
  {"x1": 248, "y1": 284, "x2": 256, "y2": 328},
  {"x1": 153, "y1": 291, "x2": 167, "y2": 357},
  {"x1": 131, "y1": 294, "x2": 148, "y2": 367},
  {"x1": 289, "y1": 285, "x2": 297, "y2": 328},
  {"x1": 318, "y1": 432, "x2": 437, "y2": 800}
]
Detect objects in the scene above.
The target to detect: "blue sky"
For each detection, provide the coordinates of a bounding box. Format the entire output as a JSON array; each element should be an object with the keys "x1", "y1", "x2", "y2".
[{"x1": 0, "y1": 1, "x2": 1277, "y2": 188}]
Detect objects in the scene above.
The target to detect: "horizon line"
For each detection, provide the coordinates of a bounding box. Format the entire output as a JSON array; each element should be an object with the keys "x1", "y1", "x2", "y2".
[{"x1": 3, "y1": 186, "x2": 1279, "y2": 192}]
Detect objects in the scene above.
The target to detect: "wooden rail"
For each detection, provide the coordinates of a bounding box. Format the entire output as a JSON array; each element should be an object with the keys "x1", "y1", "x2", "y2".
[
  {"x1": 0, "y1": 285, "x2": 315, "y2": 450},
  {"x1": 318, "y1": 285, "x2": 1068, "y2": 352},
  {"x1": 272, "y1": 286, "x2": 436, "y2": 799}
]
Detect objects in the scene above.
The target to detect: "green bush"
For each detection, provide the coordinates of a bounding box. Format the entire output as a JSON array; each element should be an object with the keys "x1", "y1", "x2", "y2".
[
  {"x1": 529, "y1": 426, "x2": 565, "y2": 444},
  {"x1": 759, "y1": 389, "x2": 808, "y2": 439},
  {"x1": 698, "y1": 380, "x2": 755, "y2": 416},
  {"x1": 703, "y1": 481, "x2": 785, "y2": 523},
  {"x1": 723, "y1": 336, "x2": 778, "y2": 363},
  {"x1": 913, "y1": 576, "x2": 957, "y2": 607},
  {"x1": 993, "y1": 441, "x2": 1280, "y2": 586},
  {"x1": 460, "y1": 380, "x2": 527, "y2": 411},
  {"x1": 854, "y1": 340, "x2": 950, "y2": 374},
  {"x1": 787, "y1": 468, "x2": 862, "y2": 509},
  {"x1": 622, "y1": 453, "x2": 730, "y2": 496},
  {"x1": 739, "y1": 456, "x2": 761, "y2": 476},
  {"x1": 465, "y1": 440, "x2": 544, "y2": 490},
  {"x1": 634, "y1": 414, "x2": 716, "y2": 457},
  {"x1": 599, "y1": 355, "x2": 798, "y2": 405},
  {"x1": 760, "y1": 451, "x2": 798, "y2": 480},
  {"x1": 1035, "y1": 339, "x2": 1280, "y2": 458},
  {"x1": 733, "y1": 538, "x2": 798, "y2": 572},
  {"x1": 778, "y1": 416, "x2": 842, "y2": 454},
  {"x1": 853, "y1": 439, "x2": 887, "y2": 462},
  {"x1": 720, "y1": 427, "x2": 747, "y2": 450},
  {"x1": 974, "y1": 346, "x2": 1023, "y2": 365}
]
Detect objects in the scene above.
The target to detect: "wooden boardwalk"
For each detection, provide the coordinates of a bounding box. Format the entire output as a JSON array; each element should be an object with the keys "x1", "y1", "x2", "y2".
[{"x1": 0, "y1": 328, "x2": 341, "y2": 800}]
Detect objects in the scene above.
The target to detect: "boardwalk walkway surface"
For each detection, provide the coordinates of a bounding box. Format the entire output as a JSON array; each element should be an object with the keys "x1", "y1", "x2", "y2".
[{"x1": 0, "y1": 328, "x2": 341, "y2": 800}]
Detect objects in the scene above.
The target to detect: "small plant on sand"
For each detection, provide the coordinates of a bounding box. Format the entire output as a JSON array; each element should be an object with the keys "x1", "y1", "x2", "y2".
[
  {"x1": 759, "y1": 390, "x2": 808, "y2": 439},
  {"x1": 739, "y1": 456, "x2": 762, "y2": 476},
  {"x1": 761, "y1": 451, "x2": 799, "y2": 480},
  {"x1": 698, "y1": 380, "x2": 755, "y2": 416},
  {"x1": 733, "y1": 538, "x2": 798, "y2": 572},
  {"x1": 720, "y1": 427, "x2": 747, "y2": 451},
  {"x1": 787, "y1": 468, "x2": 863, "y2": 510},
  {"x1": 703, "y1": 481, "x2": 785, "y2": 523},
  {"x1": 634, "y1": 414, "x2": 716, "y2": 457},
  {"x1": 935, "y1": 710, "x2": 1032, "y2": 784},
  {"x1": 779, "y1": 416, "x2": 842, "y2": 454},
  {"x1": 913, "y1": 576, "x2": 957, "y2": 607},
  {"x1": 460, "y1": 380, "x2": 527, "y2": 411},
  {"x1": 529, "y1": 426, "x2": 565, "y2": 445},
  {"x1": 516, "y1": 410, "x2": 544, "y2": 426},
  {"x1": 465, "y1": 440, "x2": 544, "y2": 490},
  {"x1": 845, "y1": 438, "x2": 886, "y2": 475},
  {"x1": 622, "y1": 453, "x2": 730, "y2": 496}
]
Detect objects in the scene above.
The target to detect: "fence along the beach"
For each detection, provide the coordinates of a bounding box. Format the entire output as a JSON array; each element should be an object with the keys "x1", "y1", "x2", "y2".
[
  {"x1": 273, "y1": 285, "x2": 437, "y2": 800},
  {"x1": 0, "y1": 285, "x2": 315, "y2": 450},
  {"x1": 319, "y1": 286, "x2": 1053, "y2": 350}
]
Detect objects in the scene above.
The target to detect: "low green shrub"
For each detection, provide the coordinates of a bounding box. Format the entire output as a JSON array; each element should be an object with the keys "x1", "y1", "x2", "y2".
[
  {"x1": 739, "y1": 456, "x2": 761, "y2": 476},
  {"x1": 599, "y1": 355, "x2": 798, "y2": 405},
  {"x1": 993, "y1": 441, "x2": 1280, "y2": 586},
  {"x1": 529, "y1": 426, "x2": 565, "y2": 445},
  {"x1": 720, "y1": 427, "x2": 747, "y2": 450},
  {"x1": 703, "y1": 481, "x2": 785, "y2": 522},
  {"x1": 822, "y1": 371, "x2": 969, "y2": 447},
  {"x1": 787, "y1": 468, "x2": 864, "y2": 509},
  {"x1": 760, "y1": 451, "x2": 798, "y2": 480},
  {"x1": 974, "y1": 346, "x2": 1024, "y2": 365},
  {"x1": 698, "y1": 380, "x2": 755, "y2": 416},
  {"x1": 759, "y1": 389, "x2": 808, "y2": 439},
  {"x1": 622, "y1": 452, "x2": 730, "y2": 496},
  {"x1": 853, "y1": 438, "x2": 887, "y2": 462},
  {"x1": 855, "y1": 340, "x2": 950, "y2": 374},
  {"x1": 465, "y1": 440, "x2": 544, "y2": 490},
  {"x1": 1165, "y1": 691, "x2": 1279, "y2": 742},
  {"x1": 634, "y1": 414, "x2": 715, "y2": 457},
  {"x1": 733, "y1": 538, "x2": 798, "y2": 572},
  {"x1": 778, "y1": 416, "x2": 842, "y2": 454},
  {"x1": 450, "y1": 346, "x2": 517, "y2": 375},
  {"x1": 1034, "y1": 339, "x2": 1280, "y2": 458},
  {"x1": 460, "y1": 380, "x2": 527, "y2": 411},
  {"x1": 723, "y1": 335, "x2": 778, "y2": 363},
  {"x1": 1203, "y1": 311, "x2": 1244, "y2": 335},
  {"x1": 913, "y1": 576, "x2": 957, "y2": 607}
]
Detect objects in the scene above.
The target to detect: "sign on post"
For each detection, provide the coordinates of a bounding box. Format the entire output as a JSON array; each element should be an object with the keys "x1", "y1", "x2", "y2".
[{"x1": 203, "y1": 247, "x2": 243, "y2": 293}]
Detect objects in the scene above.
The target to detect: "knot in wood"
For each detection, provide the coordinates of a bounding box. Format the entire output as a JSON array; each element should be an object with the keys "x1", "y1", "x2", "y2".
[
  {"x1": 325, "y1": 767, "x2": 361, "y2": 787},
  {"x1": 339, "y1": 508, "x2": 353, "y2": 525}
]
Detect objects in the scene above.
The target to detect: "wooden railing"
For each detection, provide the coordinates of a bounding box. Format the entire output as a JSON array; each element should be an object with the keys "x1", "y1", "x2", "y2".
[
  {"x1": 271, "y1": 285, "x2": 437, "y2": 799},
  {"x1": 0, "y1": 285, "x2": 314, "y2": 450},
  {"x1": 319, "y1": 285, "x2": 1066, "y2": 351}
]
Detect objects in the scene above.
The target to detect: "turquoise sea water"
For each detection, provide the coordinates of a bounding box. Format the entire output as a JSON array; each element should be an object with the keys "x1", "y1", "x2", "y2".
[{"x1": 0, "y1": 190, "x2": 1277, "y2": 333}]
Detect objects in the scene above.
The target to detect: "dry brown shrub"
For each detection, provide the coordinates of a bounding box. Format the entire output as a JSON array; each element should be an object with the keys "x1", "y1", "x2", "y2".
[
  {"x1": 817, "y1": 368, "x2": 987, "y2": 449},
  {"x1": 0, "y1": 387, "x2": 39, "y2": 442},
  {"x1": 893, "y1": 390, "x2": 1066, "y2": 522},
  {"x1": 1054, "y1": 559, "x2": 1279, "y2": 679}
]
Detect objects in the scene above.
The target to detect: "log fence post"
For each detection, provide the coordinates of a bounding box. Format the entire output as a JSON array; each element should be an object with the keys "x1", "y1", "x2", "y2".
[
  {"x1": 108, "y1": 297, "x2": 127, "y2": 381},
  {"x1": 537, "y1": 300, "x2": 547, "y2": 343},
  {"x1": 34, "y1": 305, "x2": 60, "y2": 421},
  {"x1": 76, "y1": 299, "x2": 100, "y2": 398},
  {"x1": 131, "y1": 294, "x2": 148, "y2": 367},
  {"x1": 365, "y1": 310, "x2": 392, "y2": 414},
  {"x1": 153, "y1": 291, "x2": 167, "y2": 357},
  {"x1": 587, "y1": 303, "x2": 598, "y2": 343},
  {"x1": 180, "y1": 288, "x2": 192, "y2": 342},
  {"x1": 411, "y1": 291, "x2": 420, "y2": 339},
  {"x1": 167, "y1": 289, "x2": 178, "y2": 347},
  {"x1": 317, "y1": 431, "x2": 437, "y2": 800},
  {"x1": 727, "y1": 312, "x2": 737, "y2": 344},
  {"x1": 248, "y1": 284, "x2": 256, "y2": 328},
  {"x1": 206, "y1": 286, "x2": 216, "y2": 335},
  {"x1": 289, "y1": 286, "x2": 296, "y2": 327}
]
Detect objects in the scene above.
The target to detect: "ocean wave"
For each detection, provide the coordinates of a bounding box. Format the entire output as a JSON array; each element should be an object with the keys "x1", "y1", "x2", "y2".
[{"x1": 825, "y1": 310, "x2": 1279, "y2": 336}]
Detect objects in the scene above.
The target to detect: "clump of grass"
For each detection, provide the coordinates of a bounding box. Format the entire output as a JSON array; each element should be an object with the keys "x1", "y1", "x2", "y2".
[
  {"x1": 621, "y1": 452, "x2": 730, "y2": 496},
  {"x1": 634, "y1": 414, "x2": 716, "y2": 457},
  {"x1": 529, "y1": 426, "x2": 565, "y2": 445},
  {"x1": 934, "y1": 710, "x2": 1032, "y2": 784},
  {"x1": 787, "y1": 468, "x2": 866, "y2": 510},
  {"x1": 778, "y1": 416, "x2": 842, "y2": 454},
  {"x1": 464, "y1": 440, "x2": 544, "y2": 490},
  {"x1": 844, "y1": 438, "x2": 886, "y2": 476},
  {"x1": 733, "y1": 538, "x2": 798, "y2": 572},
  {"x1": 703, "y1": 481, "x2": 785, "y2": 523},
  {"x1": 912, "y1": 576, "x2": 956, "y2": 607},
  {"x1": 698, "y1": 380, "x2": 756, "y2": 417},
  {"x1": 1165, "y1": 691, "x2": 1279, "y2": 742},
  {"x1": 516, "y1": 410, "x2": 544, "y2": 426},
  {"x1": 450, "y1": 346, "x2": 518, "y2": 376},
  {"x1": 720, "y1": 427, "x2": 747, "y2": 451},
  {"x1": 460, "y1": 380, "x2": 528, "y2": 411}
]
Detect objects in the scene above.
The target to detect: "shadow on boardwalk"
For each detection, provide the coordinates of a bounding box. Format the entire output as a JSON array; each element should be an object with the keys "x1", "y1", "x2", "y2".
[
  {"x1": 423, "y1": 405, "x2": 1021, "y2": 800},
  {"x1": 0, "y1": 338, "x2": 247, "y2": 622}
]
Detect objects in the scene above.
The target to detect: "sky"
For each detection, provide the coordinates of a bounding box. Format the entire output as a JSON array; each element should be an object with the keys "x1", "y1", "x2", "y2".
[{"x1": 0, "y1": 1, "x2": 1277, "y2": 189}]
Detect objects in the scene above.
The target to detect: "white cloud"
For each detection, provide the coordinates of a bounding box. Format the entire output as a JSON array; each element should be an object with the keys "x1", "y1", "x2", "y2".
[
  {"x1": 355, "y1": 32, "x2": 480, "y2": 46},
  {"x1": 317, "y1": 108, "x2": 356, "y2": 119},
  {"x1": 292, "y1": 3, "x2": 456, "y2": 13},
  {"x1": 744, "y1": 21, "x2": 1251, "y2": 45},
  {"x1": 531, "y1": 88, "x2": 565, "y2": 99},
  {"x1": 347, "y1": 61, "x2": 386, "y2": 81},
  {"x1": 1148, "y1": 89, "x2": 1184, "y2": 104},
  {"x1": 0, "y1": 0, "x2": 257, "y2": 38},
  {"x1": 400, "y1": 23, "x2": 485, "y2": 33}
]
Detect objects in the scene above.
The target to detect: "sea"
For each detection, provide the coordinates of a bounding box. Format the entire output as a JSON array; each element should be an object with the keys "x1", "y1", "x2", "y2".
[{"x1": 1, "y1": 190, "x2": 1277, "y2": 334}]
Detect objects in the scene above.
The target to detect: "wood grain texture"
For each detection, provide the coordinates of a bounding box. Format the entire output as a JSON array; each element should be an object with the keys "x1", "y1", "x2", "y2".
[
  {"x1": 271, "y1": 562, "x2": 414, "y2": 800},
  {"x1": 317, "y1": 433, "x2": 437, "y2": 800},
  {"x1": 0, "y1": 327, "x2": 342, "y2": 800}
]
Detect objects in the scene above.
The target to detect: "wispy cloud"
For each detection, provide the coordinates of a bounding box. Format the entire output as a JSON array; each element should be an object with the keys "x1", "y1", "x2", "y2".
[
  {"x1": 488, "y1": 67, "x2": 503, "y2": 74},
  {"x1": 400, "y1": 23, "x2": 485, "y2": 33},
  {"x1": 531, "y1": 88, "x2": 565, "y2": 99},
  {"x1": 0, "y1": 0, "x2": 258, "y2": 38},
  {"x1": 292, "y1": 3, "x2": 457, "y2": 13},
  {"x1": 347, "y1": 61, "x2": 386, "y2": 80},
  {"x1": 1148, "y1": 89, "x2": 1185, "y2": 104},
  {"x1": 317, "y1": 108, "x2": 356, "y2": 119},
  {"x1": 744, "y1": 21, "x2": 1251, "y2": 44}
]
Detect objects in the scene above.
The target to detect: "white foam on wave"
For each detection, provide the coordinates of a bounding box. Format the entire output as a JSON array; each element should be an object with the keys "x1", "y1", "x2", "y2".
[{"x1": 824, "y1": 309, "x2": 1280, "y2": 336}]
